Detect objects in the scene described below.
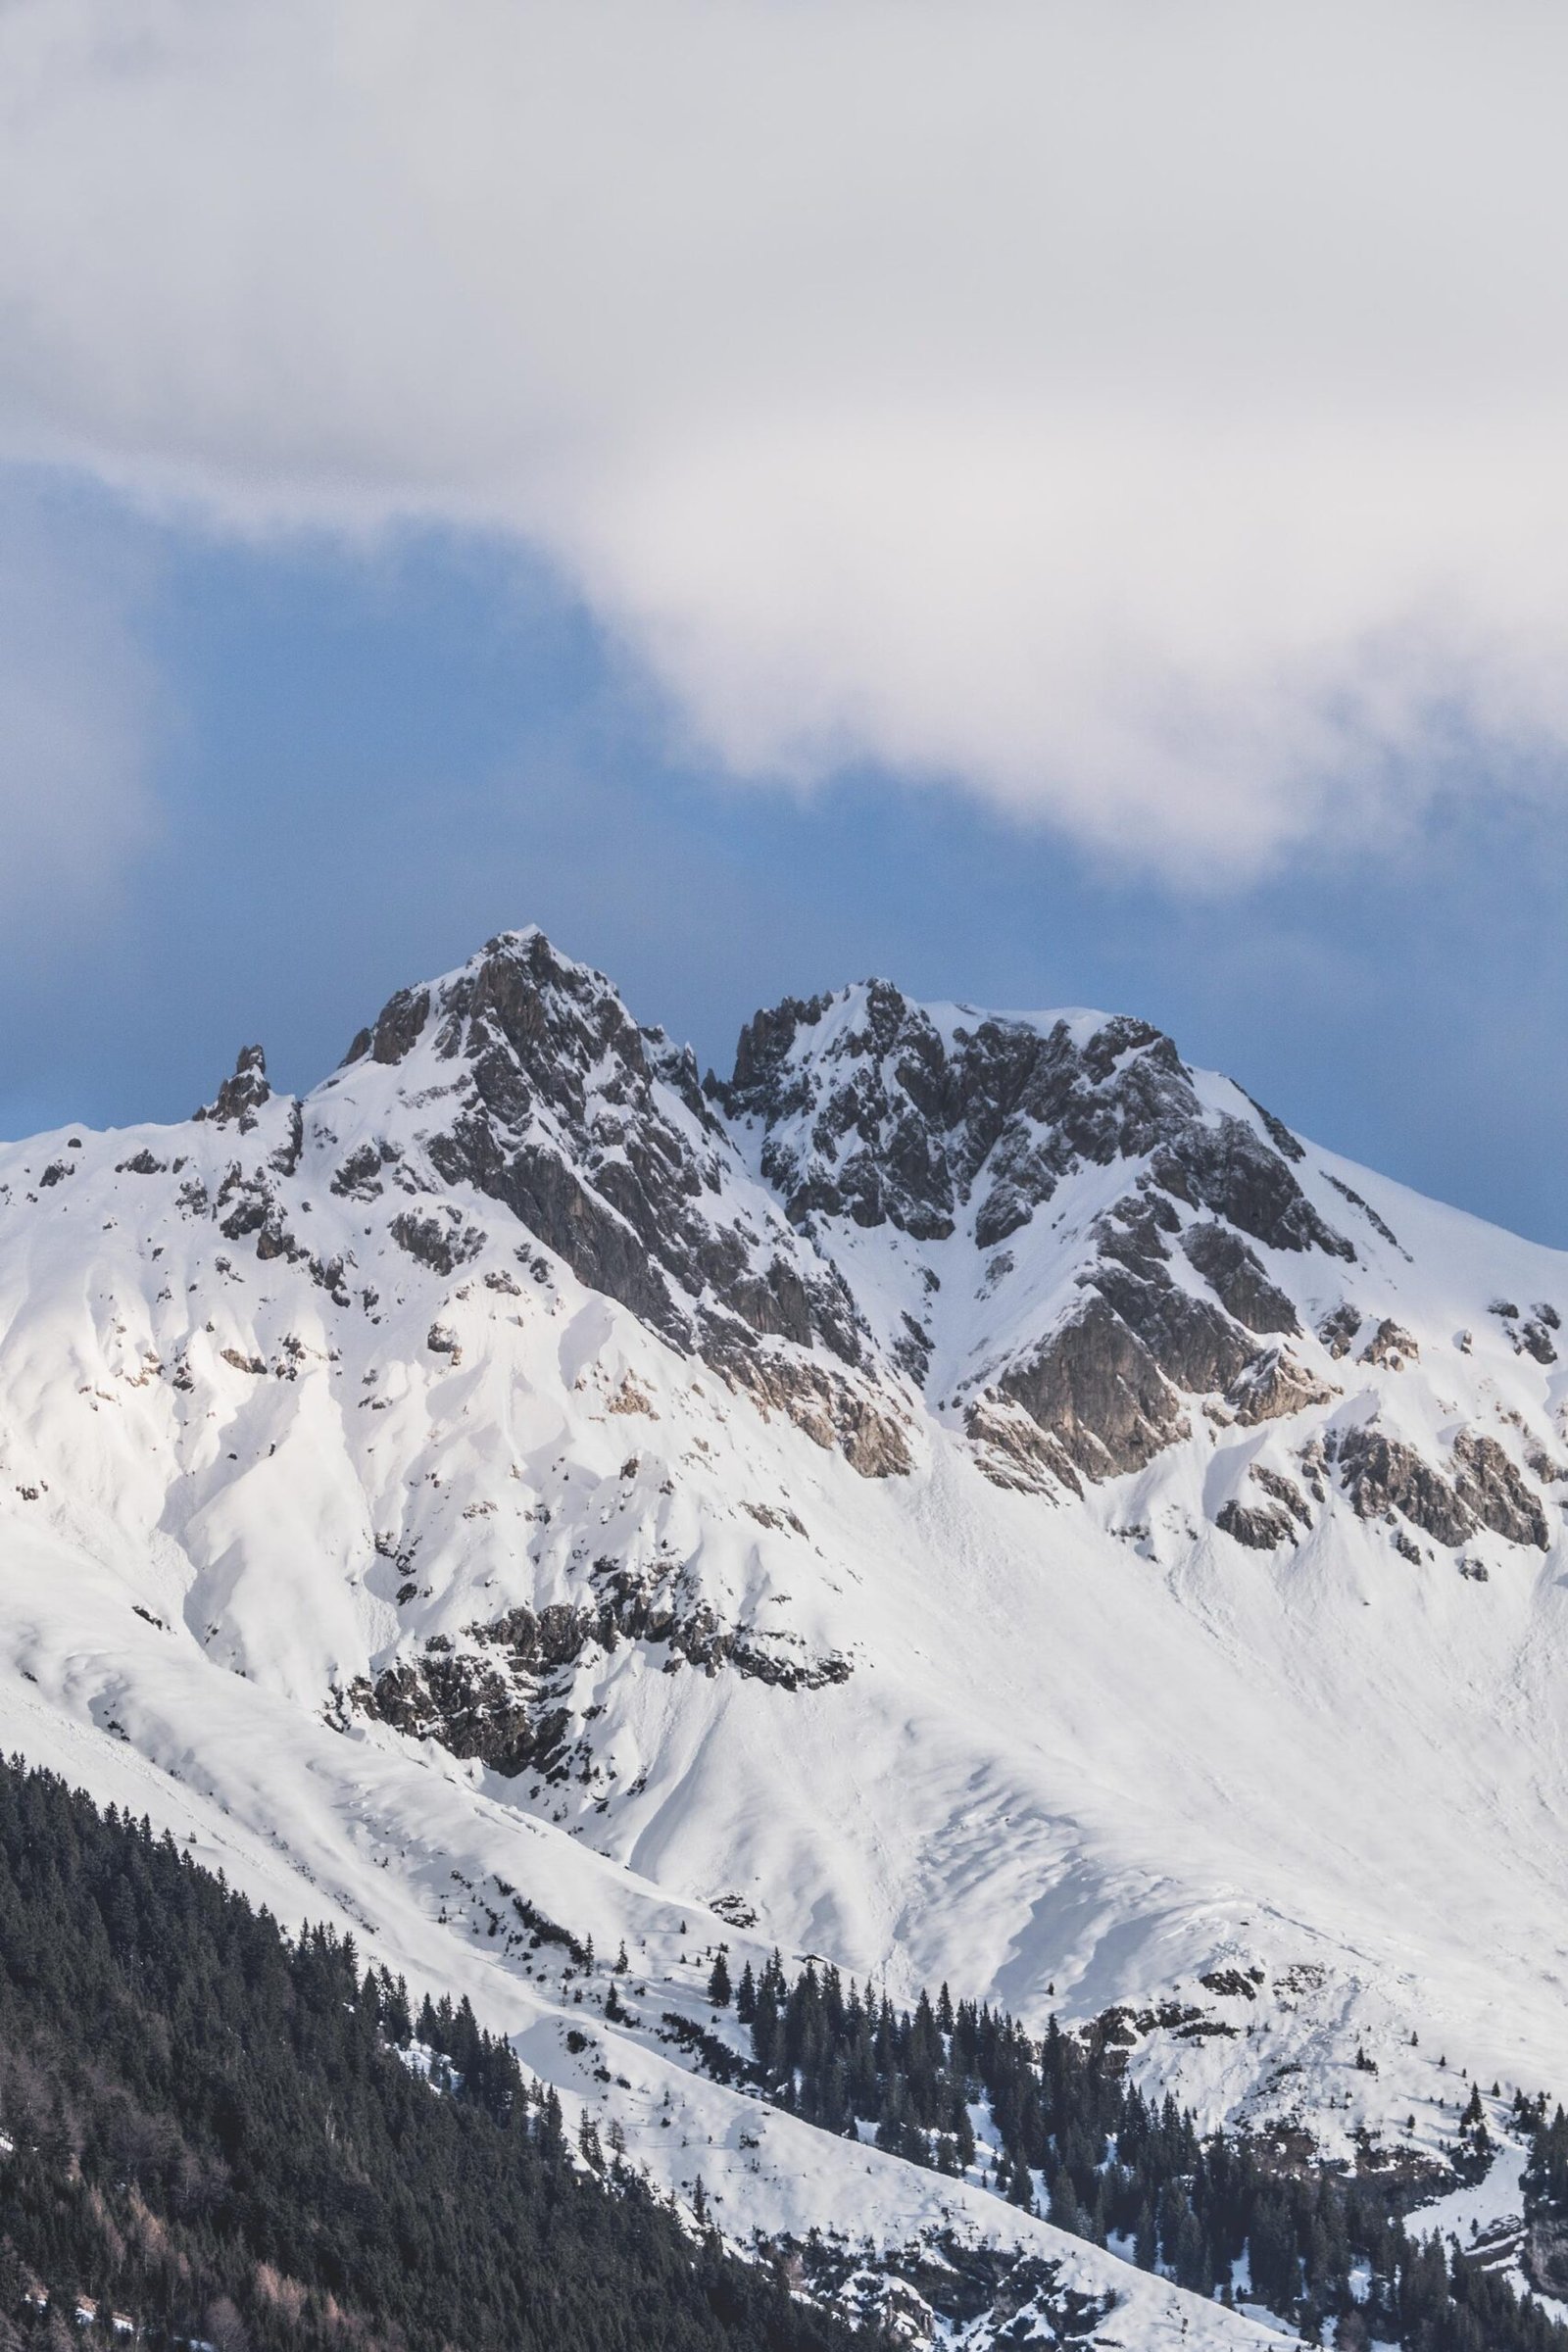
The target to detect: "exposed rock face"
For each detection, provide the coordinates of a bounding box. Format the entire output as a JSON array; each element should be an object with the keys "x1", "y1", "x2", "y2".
[
  {"x1": 962, "y1": 1396, "x2": 1083, "y2": 1496},
  {"x1": 723, "y1": 985, "x2": 1353, "y2": 1264},
  {"x1": 1521, "y1": 1318, "x2": 1560, "y2": 1365},
  {"x1": 1527, "y1": 2220, "x2": 1568, "y2": 2302},
  {"x1": 1318, "y1": 1304, "x2": 1362, "y2": 1359},
  {"x1": 197, "y1": 1044, "x2": 271, "y2": 1132},
  {"x1": 1215, "y1": 1462, "x2": 1315, "y2": 1549},
  {"x1": 353, "y1": 1639, "x2": 567, "y2": 1779},
  {"x1": 987, "y1": 1215, "x2": 1328, "y2": 1478},
  {"x1": 1093, "y1": 1245, "x2": 1256, "y2": 1392},
  {"x1": 996, "y1": 1296, "x2": 1193, "y2": 1481},
  {"x1": 330, "y1": 1139, "x2": 408, "y2": 1200},
  {"x1": 1332, "y1": 1425, "x2": 1475, "y2": 1547},
  {"x1": 1330, "y1": 1421, "x2": 1548, "y2": 1555},
  {"x1": 737, "y1": 1351, "x2": 911, "y2": 1476},
  {"x1": 339, "y1": 932, "x2": 907, "y2": 1475},
  {"x1": 1452, "y1": 1431, "x2": 1548, "y2": 1549},
  {"x1": 723, "y1": 982, "x2": 963, "y2": 1241},
  {"x1": 390, "y1": 1209, "x2": 484, "y2": 1276},
  {"x1": 352, "y1": 1579, "x2": 854, "y2": 1774},
  {"x1": 719, "y1": 977, "x2": 1360, "y2": 1483},
  {"x1": 1216, "y1": 1497, "x2": 1296, "y2": 1549},
  {"x1": 1181, "y1": 1222, "x2": 1299, "y2": 1335},
  {"x1": 1360, "y1": 1318, "x2": 1418, "y2": 1369},
  {"x1": 1328, "y1": 1422, "x2": 1549, "y2": 1550},
  {"x1": 344, "y1": 985, "x2": 431, "y2": 1068},
  {"x1": 1489, "y1": 1298, "x2": 1562, "y2": 1366},
  {"x1": 1227, "y1": 1348, "x2": 1337, "y2": 1427},
  {"x1": 1252, "y1": 1464, "x2": 1312, "y2": 1525}
]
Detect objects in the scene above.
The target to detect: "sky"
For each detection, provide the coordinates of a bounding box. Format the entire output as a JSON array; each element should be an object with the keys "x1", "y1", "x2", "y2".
[{"x1": 0, "y1": 1, "x2": 1565, "y2": 1245}]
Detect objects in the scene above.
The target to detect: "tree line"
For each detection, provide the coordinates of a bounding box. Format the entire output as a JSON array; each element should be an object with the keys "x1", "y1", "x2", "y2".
[
  {"x1": 722, "y1": 1948, "x2": 1565, "y2": 2351},
  {"x1": 0, "y1": 1754, "x2": 870, "y2": 2352}
]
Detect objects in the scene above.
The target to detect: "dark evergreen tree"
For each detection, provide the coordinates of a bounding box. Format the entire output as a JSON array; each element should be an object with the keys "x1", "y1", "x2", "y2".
[
  {"x1": 0, "y1": 1754, "x2": 873, "y2": 2352},
  {"x1": 722, "y1": 1943, "x2": 1568, "y2": 2352}
]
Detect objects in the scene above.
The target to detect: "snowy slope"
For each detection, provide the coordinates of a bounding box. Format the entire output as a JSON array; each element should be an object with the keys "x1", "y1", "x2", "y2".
[{"x1": 1, "y1": 925, "x2": 1565, "y2": 2331}]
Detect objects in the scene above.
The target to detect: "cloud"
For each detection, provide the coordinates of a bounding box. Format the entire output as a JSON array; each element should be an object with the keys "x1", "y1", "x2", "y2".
[
  {"x1": 0, "y1": 485, "x2": 159, "y2": 925},
  {"x1": 2, "y1": 0, "x2": 1567, "y2": 875}
]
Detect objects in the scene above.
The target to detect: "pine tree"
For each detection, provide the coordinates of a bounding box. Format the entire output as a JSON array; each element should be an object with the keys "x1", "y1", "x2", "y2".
[{"x1": 1049, "y1": 2167, "x2": 1083, "y2": 2233}]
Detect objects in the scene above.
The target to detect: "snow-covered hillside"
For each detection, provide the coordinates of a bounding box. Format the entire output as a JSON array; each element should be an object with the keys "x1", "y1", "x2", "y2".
[{"x1": 2, "y1": 924, "x2": 1565, "y2": 2339}]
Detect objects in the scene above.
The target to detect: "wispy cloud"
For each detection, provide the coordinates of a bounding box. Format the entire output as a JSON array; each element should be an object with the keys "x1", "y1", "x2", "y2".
[{"x1": 2, "y1": 0, "x2": 1566, "y2": 875}]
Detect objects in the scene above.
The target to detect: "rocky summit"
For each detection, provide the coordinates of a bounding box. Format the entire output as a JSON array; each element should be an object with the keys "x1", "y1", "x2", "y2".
[{"x1": 2, "y1": 923, "x2": 1567, "y2": 2347}]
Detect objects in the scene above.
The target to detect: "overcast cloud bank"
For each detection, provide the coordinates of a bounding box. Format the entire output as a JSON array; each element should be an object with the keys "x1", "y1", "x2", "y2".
[{"x1": 2, "y1": 0, "x2": 1567, "y2": 875}]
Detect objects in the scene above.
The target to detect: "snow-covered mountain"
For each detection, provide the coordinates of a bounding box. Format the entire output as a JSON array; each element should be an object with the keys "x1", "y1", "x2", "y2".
[{"x1": 3, "y1": 924, "x2": 1566, "y2": 2343}]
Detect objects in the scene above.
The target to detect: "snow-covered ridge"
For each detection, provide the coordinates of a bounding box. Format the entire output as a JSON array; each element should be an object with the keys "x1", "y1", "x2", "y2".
[{"x1": 0, "y1": 923, "x2": 1566, "y2": 2336}]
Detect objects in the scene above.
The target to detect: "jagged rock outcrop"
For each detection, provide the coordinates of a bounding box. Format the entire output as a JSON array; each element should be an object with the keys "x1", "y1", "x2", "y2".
[
  {"x1": 963, "y1": 1395, "x2": 1084, "y2": 1495},
  {"x1": 995, "y1": 1296, "x2": 1194, "y2": 1480},
  {"x1": 1360, "y1": 1318, "x2": 1418, "y2": 1369},
  {"x1": 1328, "y1": 1419, "x2": 1549, "y2": 1553},
  {"x1": 351, "y1": 1578, "x2": 854, "y2": 1774},
  {"x1": 1490, "y1": 1298, "x2": 1562, "y2": 1366},
  {"x1": 985, "y1": 1206, "x2": 1330, "y2": 1478},
  {"x1": 722, "y1": 984, "x2": 1353, "y2": 1264},
  {"x1": 1318, "y1": 1304, "x2": 1362, "y2": 1359},
  {"x1": 1215, "y1": 1462, "x2": 1315, "y2": 1549},
  {"x1": 1181, "y1": 1222, "x2": 1299, "y2": 1335},
  {"x1": 719, "y1": 977, "x2": 1362, "y2": 1482},
  {"x1": 344, "y1": 934, "x2": 858, "y2": 1362},
  {"x1": 1216, "y1": 1496, "x2": 1297, "y2": 1549},
  {"x1": 1331, "y1": 1426, "x2": 1475, "y2": 1547},
  {"x1": 390, "y1": 1208, "x2": 485, "y2": 1275},
  {"x1": 1227, "y1": 1348, "x2": 1337, "y2": 1426},
  {"x1": 196, "y1": 1043, "x2": 271, "y2": 1132},
  {"x1": 1452, "y1": 1430, "x2": 1549, "y2": 1549},
  {"x1": 339, "y1": 932, "x2": 909, "y2": 1476},
  {"x1": 1252, "y1": 1464, "x2": 1312, "y2": 1525}
]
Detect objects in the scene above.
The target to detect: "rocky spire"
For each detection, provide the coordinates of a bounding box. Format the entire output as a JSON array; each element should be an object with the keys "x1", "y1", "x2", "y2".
[{"x1": 196, "y1": 1043, "x2": 271, "y2": 1132}]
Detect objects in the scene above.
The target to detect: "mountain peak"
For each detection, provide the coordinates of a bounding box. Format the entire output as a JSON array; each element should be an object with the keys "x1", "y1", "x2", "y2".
[
  {"x1": 320, "y1": 923, "x2": 907, "y2": 1475},
  {"x1": 338, "y1": 926, "x2": 598, "y2": 1072},
  {"x1": 51, "y1": 922, "x2": 1559, "y2": 1537},
  {"x1": 0, "y1": 919, "x2": 1566, "y2": 2325},
  {"x1": 194, "y1": 1040, "x2": 271, "y2": 1131},
  {"x1": 722, "y1": 972, "x2": 1336, "y2": 1260}
]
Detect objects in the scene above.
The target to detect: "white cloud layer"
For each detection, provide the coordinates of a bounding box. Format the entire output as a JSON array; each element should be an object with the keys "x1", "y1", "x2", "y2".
[{"x1": 2, "y1": 0, "x2": 1568, "y2": 874}]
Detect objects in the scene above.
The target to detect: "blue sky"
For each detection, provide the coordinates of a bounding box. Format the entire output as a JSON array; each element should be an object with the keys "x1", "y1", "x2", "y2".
[
  {"x1": 1, "y1": 6, "x2": 1566, "y2": 1246},
  {"x1": 3, "y1": 481, "x2": 1563, "y2": 1249}
]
